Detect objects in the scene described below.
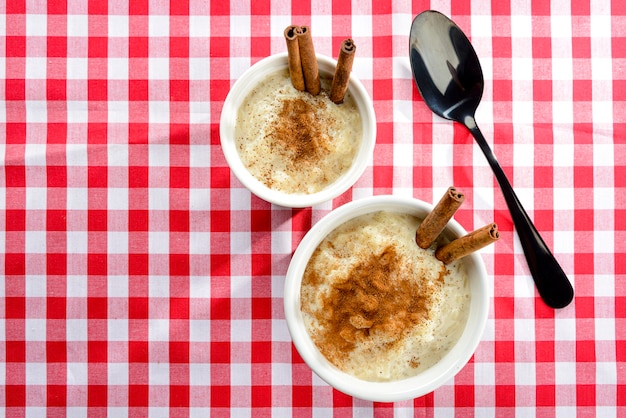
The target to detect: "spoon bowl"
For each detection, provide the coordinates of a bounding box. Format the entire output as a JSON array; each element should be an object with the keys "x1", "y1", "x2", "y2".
[
  {"x1": 410, "y1": 12, "x2": 483, "y2": 126},
  {"x1": 410, "y1": 10, "x2": 574, "y2": 309}
]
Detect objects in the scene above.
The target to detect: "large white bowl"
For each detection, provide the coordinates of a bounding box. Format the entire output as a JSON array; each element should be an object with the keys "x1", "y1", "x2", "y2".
[
  {"x1": 284, "y1": 195, "x2": 490, "y2": 402},
  {"x1": 220, "y1": 52, "x2": 376, "y2": 208}
]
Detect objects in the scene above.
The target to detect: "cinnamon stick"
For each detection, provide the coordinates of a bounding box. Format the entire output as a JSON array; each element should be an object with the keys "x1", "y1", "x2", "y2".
[
  {"x1": 435, "y1": 223, "x2": 500, "y2": 264},
  {"x1": 330, "y1": 38, "x2": 356, "y2": 104},
  {"x1": 284, "y1": 26, "x2": 305, "y2": 91},
  {"x1": 297, "y1": 26, "x2": 321, "y2": 95},
  {"x1": 415, "y1": 187, "x2": 465, "y2": 249}
]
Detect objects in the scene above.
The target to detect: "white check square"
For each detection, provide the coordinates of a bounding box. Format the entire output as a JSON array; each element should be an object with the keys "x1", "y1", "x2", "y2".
[
  {"x1": 149, "y1": 16, "x2": 170, "y2": 37},
  {"x1": 26, "y1": 14, "x2": 47, "y2": 36}
]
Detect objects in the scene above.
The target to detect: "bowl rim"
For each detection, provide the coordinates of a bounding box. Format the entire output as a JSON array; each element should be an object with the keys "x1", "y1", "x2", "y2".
[
  {"x1": 284, "y1": 195, "x2": 490, "y2": 402},
  {"x1": 219, "y1": 52, "x2": 376, "y2": 208}
]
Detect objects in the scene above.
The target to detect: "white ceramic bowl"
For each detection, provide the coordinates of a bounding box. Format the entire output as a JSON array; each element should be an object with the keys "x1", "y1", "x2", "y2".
[
  {"x1": 284, "y1": 195, "x2": 490, "y2": 402},
  {"x1": 220, "y1": 52, "x2": 376, "y2": 208}
]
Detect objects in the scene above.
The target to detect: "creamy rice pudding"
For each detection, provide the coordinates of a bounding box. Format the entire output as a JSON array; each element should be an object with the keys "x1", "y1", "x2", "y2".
[
  {"x1": 300, "y1": 211, "x2": 470, "y2": 382},
  {"x1": 234, "y1": 69, "x2": 362, "y2": 194}
]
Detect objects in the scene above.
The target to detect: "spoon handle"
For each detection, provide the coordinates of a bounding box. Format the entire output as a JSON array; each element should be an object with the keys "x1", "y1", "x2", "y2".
[{"x1": 467, "y1": 123, "x2": 574, "y2": 308}]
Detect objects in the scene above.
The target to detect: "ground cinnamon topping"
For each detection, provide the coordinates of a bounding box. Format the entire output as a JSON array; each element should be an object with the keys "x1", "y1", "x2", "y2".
[
  {"x1": 270, "y1": 97, "x2": 332, "y2": 164},
  {"x1": 305, "y1": 246, "x2": 434, "y2": 367}
]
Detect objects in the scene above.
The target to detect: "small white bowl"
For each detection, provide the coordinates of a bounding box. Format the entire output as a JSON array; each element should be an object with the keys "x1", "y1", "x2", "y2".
[
  {"x1": 220, "y1": 52, "x2": 376, "y2": 208},
  {"x1": 284, "y1": 195, "x2": 490, "y2": 402}
]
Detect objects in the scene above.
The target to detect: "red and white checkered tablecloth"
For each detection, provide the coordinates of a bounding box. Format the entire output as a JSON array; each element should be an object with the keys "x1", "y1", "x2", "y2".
[{"x1": 1, "y1": 0, "x2": 624, "y2": 415}]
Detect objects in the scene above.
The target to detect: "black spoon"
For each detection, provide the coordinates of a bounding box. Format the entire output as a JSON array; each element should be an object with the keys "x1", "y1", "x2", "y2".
[{"x1": 410, "y1": 10, "x2": 573, "y2": 308}]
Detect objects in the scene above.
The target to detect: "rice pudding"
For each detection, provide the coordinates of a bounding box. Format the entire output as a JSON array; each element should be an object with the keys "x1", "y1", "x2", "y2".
[
  {"x1": 300, "y1": 211, "x2": 470, "y2": 382},
  {"x1": 234, "y1": 69, "x2": 362, "y2": 194}
]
